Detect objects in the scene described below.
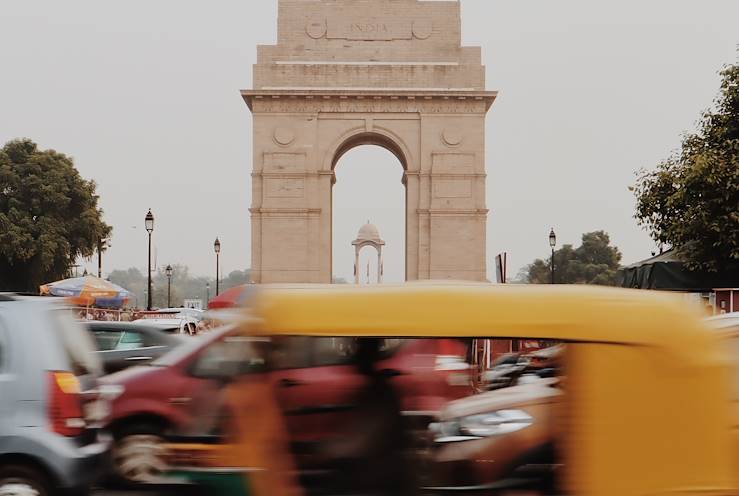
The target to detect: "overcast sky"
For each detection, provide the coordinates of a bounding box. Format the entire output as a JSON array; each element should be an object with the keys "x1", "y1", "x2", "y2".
[{"x1": 1, "y1": 1, "x2": 737, "y2": 282}]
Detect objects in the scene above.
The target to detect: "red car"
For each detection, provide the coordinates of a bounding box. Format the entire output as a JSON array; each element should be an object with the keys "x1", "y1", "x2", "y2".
[{"x1": 101, "y1": 326, "x2": 473, "y2": 485}]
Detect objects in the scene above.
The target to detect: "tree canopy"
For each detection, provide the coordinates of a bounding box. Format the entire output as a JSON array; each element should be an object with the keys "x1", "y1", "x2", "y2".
[
  {"x1": 0, "y1": 139, "x2": 111, "y2": 292},
  {"x1": 526, "y1": 231, "x2": 622, "y2": 285},
  {"x1": 632, "y1": 60, "x2": 739, "y2": 272}
]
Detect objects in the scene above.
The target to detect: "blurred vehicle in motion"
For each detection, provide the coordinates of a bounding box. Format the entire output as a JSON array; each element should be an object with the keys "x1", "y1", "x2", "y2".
[
  {"x1": 153, "y1": 308, "x2": 205, "y2": 322},
  {"x1": 705, "y1": 312, "x2": 739, "y2": 468},
  {"x1": 98, "y1": 325, "x2": 237, "y2": 486},
  {"x1": 481, "y1": 344, "x2": 562, "y2": 391},
  {"x1": 132, "y1": 316, "x2": 199, "y2": 336},
  {"x1": 85, "y1": 321, "x2": 185, "y2": 374},
  {"x1": 0, "y1": 294, "x2": 111, "y2": 496},
  {"x1": 166, "y1": 284, "x2": 736, "y2": 496},
  {"x1": 160, "y1": 334, "x2": 475, "y2": 493},
  {"x1": 428, "y1": 363, "x2": 562, "y2": 493}
]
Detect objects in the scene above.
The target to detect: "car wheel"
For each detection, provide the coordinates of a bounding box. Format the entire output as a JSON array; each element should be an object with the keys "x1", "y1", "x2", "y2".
[
  {"x1": 112, "y1": 423, "x2": 167, "y2": 486},
  {"x1": 0, "y1": 465, "x2": 50, "y2": 496}
]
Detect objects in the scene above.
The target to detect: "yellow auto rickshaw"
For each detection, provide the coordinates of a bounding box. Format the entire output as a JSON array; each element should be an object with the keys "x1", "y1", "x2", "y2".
[{"x1": 164, "y1": 283, "x2": 738, "y2": 496}]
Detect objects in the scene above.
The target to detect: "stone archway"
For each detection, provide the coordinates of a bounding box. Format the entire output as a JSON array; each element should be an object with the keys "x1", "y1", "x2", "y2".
[{"x1": 243, "y1": 0, "x2": 497, "y2": 283}]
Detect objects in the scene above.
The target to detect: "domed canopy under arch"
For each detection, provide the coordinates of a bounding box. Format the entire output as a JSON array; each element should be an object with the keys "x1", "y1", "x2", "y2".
[
  {"x1": 353, "y1": 222, "x2": 386, "y2": 248},
  {"x1": 352, "y1": 222, "x2": 386, "y2": 284}
]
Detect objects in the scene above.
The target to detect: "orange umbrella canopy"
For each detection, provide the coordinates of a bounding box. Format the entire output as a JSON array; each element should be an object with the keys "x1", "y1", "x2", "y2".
[{"x1": 40, "y1": 276, "x2": 131, "y2": 308}]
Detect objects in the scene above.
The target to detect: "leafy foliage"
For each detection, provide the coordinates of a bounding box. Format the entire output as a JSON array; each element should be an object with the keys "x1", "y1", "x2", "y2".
[
  {"x1": 0, "y1": 139, "x2": 111, "y2": 291},
  {"x1": 632, "y1": 61, "x2": 739, "y2": 272},
  {"x1": 526, "y1": 231, "x2": 622, "y2": 285},
  {"x1": 108, "y1": 265, "x2": 251, "y2": 308}
]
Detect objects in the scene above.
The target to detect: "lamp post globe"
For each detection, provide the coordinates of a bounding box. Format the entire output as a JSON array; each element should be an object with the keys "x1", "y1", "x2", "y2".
[
  {"x1": 145, "y1": 210, "x2": 154, "y2": 233},
  {"x1": 549, "y1": 228, "x2": 557, "y2": 285},
  {"x1": 165, "y1": 264, "x2": 173, "y2": 308},
  {"x1": 145, "y1": 209, "x2": 155, "y2": 310},
  {"x1": 214, "y1": 238, "x2": 221, "y2": 296}
]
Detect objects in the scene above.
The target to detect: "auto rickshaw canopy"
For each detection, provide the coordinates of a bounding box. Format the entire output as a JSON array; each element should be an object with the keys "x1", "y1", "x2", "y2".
[{"x1": 245, "y1": 283, "x2": 736, "y2": 496}]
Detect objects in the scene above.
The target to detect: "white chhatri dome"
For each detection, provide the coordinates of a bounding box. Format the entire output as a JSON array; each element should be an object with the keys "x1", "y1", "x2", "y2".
[{"x1": 353, "y1": 221, "x2": 385, "y2": 246}]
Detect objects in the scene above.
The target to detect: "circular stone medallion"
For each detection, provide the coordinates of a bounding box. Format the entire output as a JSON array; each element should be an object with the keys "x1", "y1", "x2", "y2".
[
  {"x1": 442, "y1": 128, "x2": 463, "y2": 147},
  {"x1": 412, "y1": 19, "x2": 432, "y2": 40},
  {"x1": 306, "y1": 19, "x2": 327, "y2": 39},
  {"x1": 274, "y1": 127, "x2": 296, "y2": 146}
]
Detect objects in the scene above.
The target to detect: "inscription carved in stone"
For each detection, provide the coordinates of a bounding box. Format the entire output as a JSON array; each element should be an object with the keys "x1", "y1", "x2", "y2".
[
  {"x1": 432, "y1": 153, "x2": 475, "y2": 174},
  {"x1": 327, "y1": 18, "x2": 412, "y2": 41},
  {"x1": 265, "y1": 178, "x2": 305, "y2": 198},
  {"x1": 433, "y1": 179, "x2": 472, "y2": 199},
  {"x1": 263, "y1": 152, "x2": 306, "y2": 171}
]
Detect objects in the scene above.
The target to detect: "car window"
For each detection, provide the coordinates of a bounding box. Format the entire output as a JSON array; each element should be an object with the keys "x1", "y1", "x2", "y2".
[
  {"x1": 312, "y1": 337, "x2": 357, "y2": 366},
  {"x1": 53, "y1": 310, "x2": 102, "y2": 376},
  {"x1": 191, "y1": 336, "x2": 265, "y2": 377},
  {"x1": 93, "y1": 330, "x2": 122, "y2": 351},
  {"x1": 152, "y1": 327, "x2": 232, "y2": 368},
  {"x1": 311, "y1": 338, "x2": 406, "y2": 367},
  {"x1": 271, "y1": 336, "x2": 313, "y2": 369},
  {"x1": 116, "y1": 331, "x2": 144, "y2": 350}
]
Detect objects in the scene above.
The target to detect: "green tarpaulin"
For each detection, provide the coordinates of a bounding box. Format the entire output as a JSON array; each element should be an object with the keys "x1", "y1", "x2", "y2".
[{"x1": 620, "y1": 250, "x2": 739, "y2": 292}]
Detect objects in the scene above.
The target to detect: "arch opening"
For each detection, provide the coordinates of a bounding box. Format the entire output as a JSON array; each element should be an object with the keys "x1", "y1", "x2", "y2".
[
  {"x1": 331, "y1": 143, "x2": 406, "y2": 284},
  {"x1": 330, "y1": 132, "x2": 409, "y2": 172}
]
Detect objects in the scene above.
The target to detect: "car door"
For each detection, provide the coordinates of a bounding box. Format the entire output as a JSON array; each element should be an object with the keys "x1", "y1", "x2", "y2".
[{"x1": 272, "y1": 337, "x2": 368, "y2": 442}]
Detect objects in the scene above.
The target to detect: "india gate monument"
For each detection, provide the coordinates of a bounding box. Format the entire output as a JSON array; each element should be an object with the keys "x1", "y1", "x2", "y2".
[{"x1": 243, "y1": 0, "x2": 497, "y2": 283}]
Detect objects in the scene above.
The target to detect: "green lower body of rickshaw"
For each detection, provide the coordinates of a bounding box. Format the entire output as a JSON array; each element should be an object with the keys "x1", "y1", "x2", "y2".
[{"x1": 167, "y1": 469, "x2": 251, "y2": 496}]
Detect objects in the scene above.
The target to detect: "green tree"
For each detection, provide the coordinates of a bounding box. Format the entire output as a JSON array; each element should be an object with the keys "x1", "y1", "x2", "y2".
[
  {"x1": 222, "y1": 269, "x2": 252, "y2": 290},
  {"x1": 526, "y1": 231, "x2": 622, "y2": 285},
  {"x1": 0, "y1": 139, "x2": 111, "y2": 292},
  {"x1": 632, "y1": 61, "x2": 739, "y2": 272}
]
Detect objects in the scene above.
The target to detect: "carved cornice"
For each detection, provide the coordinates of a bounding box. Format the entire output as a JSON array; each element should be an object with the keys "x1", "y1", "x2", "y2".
[
  {"x1": 249, "y1": 208, "x2": 322, "y2": 215},
  {"x1": 416, "y1": 208, "x2": 490, "y2": 216},
  {"x1": 242, "y1": 90, "x2": 497, "y2": 114}
]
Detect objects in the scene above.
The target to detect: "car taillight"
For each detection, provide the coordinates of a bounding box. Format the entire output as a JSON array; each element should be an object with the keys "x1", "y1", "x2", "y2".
[{"x1": 48, "y1": 371, "x2": 85, "y2": 437}]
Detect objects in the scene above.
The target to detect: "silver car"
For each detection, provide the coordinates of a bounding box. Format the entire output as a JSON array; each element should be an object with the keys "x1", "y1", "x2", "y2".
[{"x1": 0, "y1": 295, "x2": 112, "y2": 495}]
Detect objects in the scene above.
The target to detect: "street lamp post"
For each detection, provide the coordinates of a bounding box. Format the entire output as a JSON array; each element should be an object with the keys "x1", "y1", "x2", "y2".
[
  {"x1": 549, "y1": 228, "x2": 557, "y2": 285},
  {"x1": 165, "y1": 265, "x2": 173, "y2": 308},
  {"x1": 145, "y1": 209, "x2": 154, "y2": 310},
  {"x1": 214, "y1": 238, "x2": 221, "y2": 296},
  {"x1": 97, "y1": 238, "x2": 110, "y2": 278},
  {"x1": 206, "y1": 282, "x2": 210, "y2": 305}
]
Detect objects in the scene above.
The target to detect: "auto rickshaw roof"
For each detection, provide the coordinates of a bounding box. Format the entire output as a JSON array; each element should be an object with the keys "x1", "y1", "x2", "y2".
[{"x1": 250, "y1": 283, "x2": 714, "y2": 353}]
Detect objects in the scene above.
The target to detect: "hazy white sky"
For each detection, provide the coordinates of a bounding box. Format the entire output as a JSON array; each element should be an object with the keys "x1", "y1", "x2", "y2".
[{"x1": 1, "y1": 1, "x2": 737, "y2": 282}]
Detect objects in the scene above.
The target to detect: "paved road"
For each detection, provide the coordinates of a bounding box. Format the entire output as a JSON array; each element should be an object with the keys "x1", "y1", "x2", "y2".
[{"x1": 94, "y1": 488, "x2": 182, "y2": 496}]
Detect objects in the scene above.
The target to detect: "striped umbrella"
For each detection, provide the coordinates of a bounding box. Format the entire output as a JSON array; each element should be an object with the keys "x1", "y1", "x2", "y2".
[{"x1": 40, "y1": 276, "x2": 132, "y2": 308}]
